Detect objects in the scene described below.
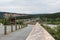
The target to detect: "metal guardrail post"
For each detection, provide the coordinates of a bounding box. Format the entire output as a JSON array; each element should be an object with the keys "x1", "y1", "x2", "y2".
[
  {"x1": 15, "y1": 24, "x2": 17, "y2": 30},
  {"x1": 4, "y1": 25, "x2": 7, "y2": 35},
  {"x1": 19, "y1": 25, "x2": 20, "y2": 29}
]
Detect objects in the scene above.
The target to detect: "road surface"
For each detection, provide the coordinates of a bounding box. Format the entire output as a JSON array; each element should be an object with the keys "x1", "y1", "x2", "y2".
[{"x1": 0, "y1": 25, "x2": 34, "y2": 40}]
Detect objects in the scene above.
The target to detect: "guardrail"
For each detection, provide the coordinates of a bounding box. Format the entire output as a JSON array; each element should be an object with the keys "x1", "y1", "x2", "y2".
[{"x1": 3, "y1": 24, "x2": 27, "y2": 35}]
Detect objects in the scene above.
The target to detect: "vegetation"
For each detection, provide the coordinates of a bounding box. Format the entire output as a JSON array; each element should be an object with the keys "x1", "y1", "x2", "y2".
[
  {"x1": 41, "y1": 24, "x2": 60, "y2": 40},
  {"x1": 0, "y1": 12, "x2": 60, "y2": 38},
  {"x1": 16, "y1": 21, "x2": 24, "y2": 25},
  {"x1": 0, "y1": 19, "x2": 10, "y2": 25},
  {"x1": 0, "y1": 12, "x2": 60, "y2": 25},
  {"x1": 16, "y1": 20, "x2": 27, "y2": 28}
]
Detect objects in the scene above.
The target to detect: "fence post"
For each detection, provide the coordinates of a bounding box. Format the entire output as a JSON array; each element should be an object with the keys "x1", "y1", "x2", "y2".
[{"x1": 4, "y1": 25, "x2": 7, "y2": 35}]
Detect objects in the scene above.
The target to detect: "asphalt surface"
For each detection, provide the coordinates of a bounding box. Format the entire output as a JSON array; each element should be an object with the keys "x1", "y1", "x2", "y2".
[{"x1": 0, "y1": 25, "x2": 33, "y2": 40}]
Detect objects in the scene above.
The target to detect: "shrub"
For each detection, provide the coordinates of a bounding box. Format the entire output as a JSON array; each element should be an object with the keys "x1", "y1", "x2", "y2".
[
  {"x1": 0, "y1": 19, "x2": 10, "y2": 25},
  {"x1": 41, "y1": 24, "x2": 60, "y2": 40}
]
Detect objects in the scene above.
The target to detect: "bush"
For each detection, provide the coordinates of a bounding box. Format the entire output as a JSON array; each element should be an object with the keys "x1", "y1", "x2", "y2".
[
  {"x1": 16, "y1": 21, "x2": 24, "y2": 25},
  {"x1": 41, "y1": 24, "x2": 60, "y2": 40},
  {"x1": 0, "y1": 19, "x2": 10, "y2": 25}
]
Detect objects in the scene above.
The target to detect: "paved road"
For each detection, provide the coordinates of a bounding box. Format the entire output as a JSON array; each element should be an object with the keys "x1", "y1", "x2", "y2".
[
  {"x1": 26, "y1": 23, "x2": 55, "y2": 40},
  {"x1": 0, "y1": 25, "x2": 34, "y2": 40}
]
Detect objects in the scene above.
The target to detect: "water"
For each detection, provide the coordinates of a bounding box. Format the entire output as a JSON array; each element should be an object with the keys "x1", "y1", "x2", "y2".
[{"x1": 43, "y1": 24, "x2": 57, "y2": 28}]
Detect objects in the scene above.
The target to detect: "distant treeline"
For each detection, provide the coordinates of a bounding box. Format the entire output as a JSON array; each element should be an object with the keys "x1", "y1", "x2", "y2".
[
  {"x1": 0, "y1": 12, "x2": 60, "y2": 19},
  {"x1": 15, "y1": 12, "x2": 60, "y2": 24},
  {"x1": 15, "y1": 12, "x2": 60, "y2": 19}
]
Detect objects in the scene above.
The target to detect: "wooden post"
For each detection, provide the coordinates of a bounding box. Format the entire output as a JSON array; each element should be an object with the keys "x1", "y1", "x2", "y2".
[{"x1": 4, "y1": 25, "x2": 7, "y2": 35}]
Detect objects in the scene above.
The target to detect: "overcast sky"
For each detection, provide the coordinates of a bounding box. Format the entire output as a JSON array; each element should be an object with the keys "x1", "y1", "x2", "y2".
[{"x1": 0, "y1": 0, "x2": 60, "y2": 14}]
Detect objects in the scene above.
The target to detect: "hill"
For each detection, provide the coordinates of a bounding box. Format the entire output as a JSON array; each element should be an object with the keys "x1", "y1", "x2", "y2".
[
  {"x1": 0, "y1": 12, "x2": 60, "y2": 19},
  {"x1": 0, "y1": 12, "x2": 27, "y2": 19}
]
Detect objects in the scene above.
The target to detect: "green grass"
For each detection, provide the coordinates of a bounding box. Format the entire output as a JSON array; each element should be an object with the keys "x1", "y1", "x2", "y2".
[{"x1": 41, "y1": 24, "x2": 60, "y2": 40}]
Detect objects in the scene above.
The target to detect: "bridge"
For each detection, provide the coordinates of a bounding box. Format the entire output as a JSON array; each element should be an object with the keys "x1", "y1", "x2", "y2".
[{"x1": 0, "y1": 22, "x2": 55, "y2": 40}]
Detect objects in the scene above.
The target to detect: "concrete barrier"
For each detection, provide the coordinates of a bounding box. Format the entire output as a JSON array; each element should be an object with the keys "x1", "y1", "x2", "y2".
[{"x1": 26, "y1": 22, "x2": 55, "y2": 40}]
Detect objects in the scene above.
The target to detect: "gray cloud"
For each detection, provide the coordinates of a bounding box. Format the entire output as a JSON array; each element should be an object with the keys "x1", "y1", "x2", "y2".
[{"x1": 0, "y1": 0, "x2": 60, "y2": 14}]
